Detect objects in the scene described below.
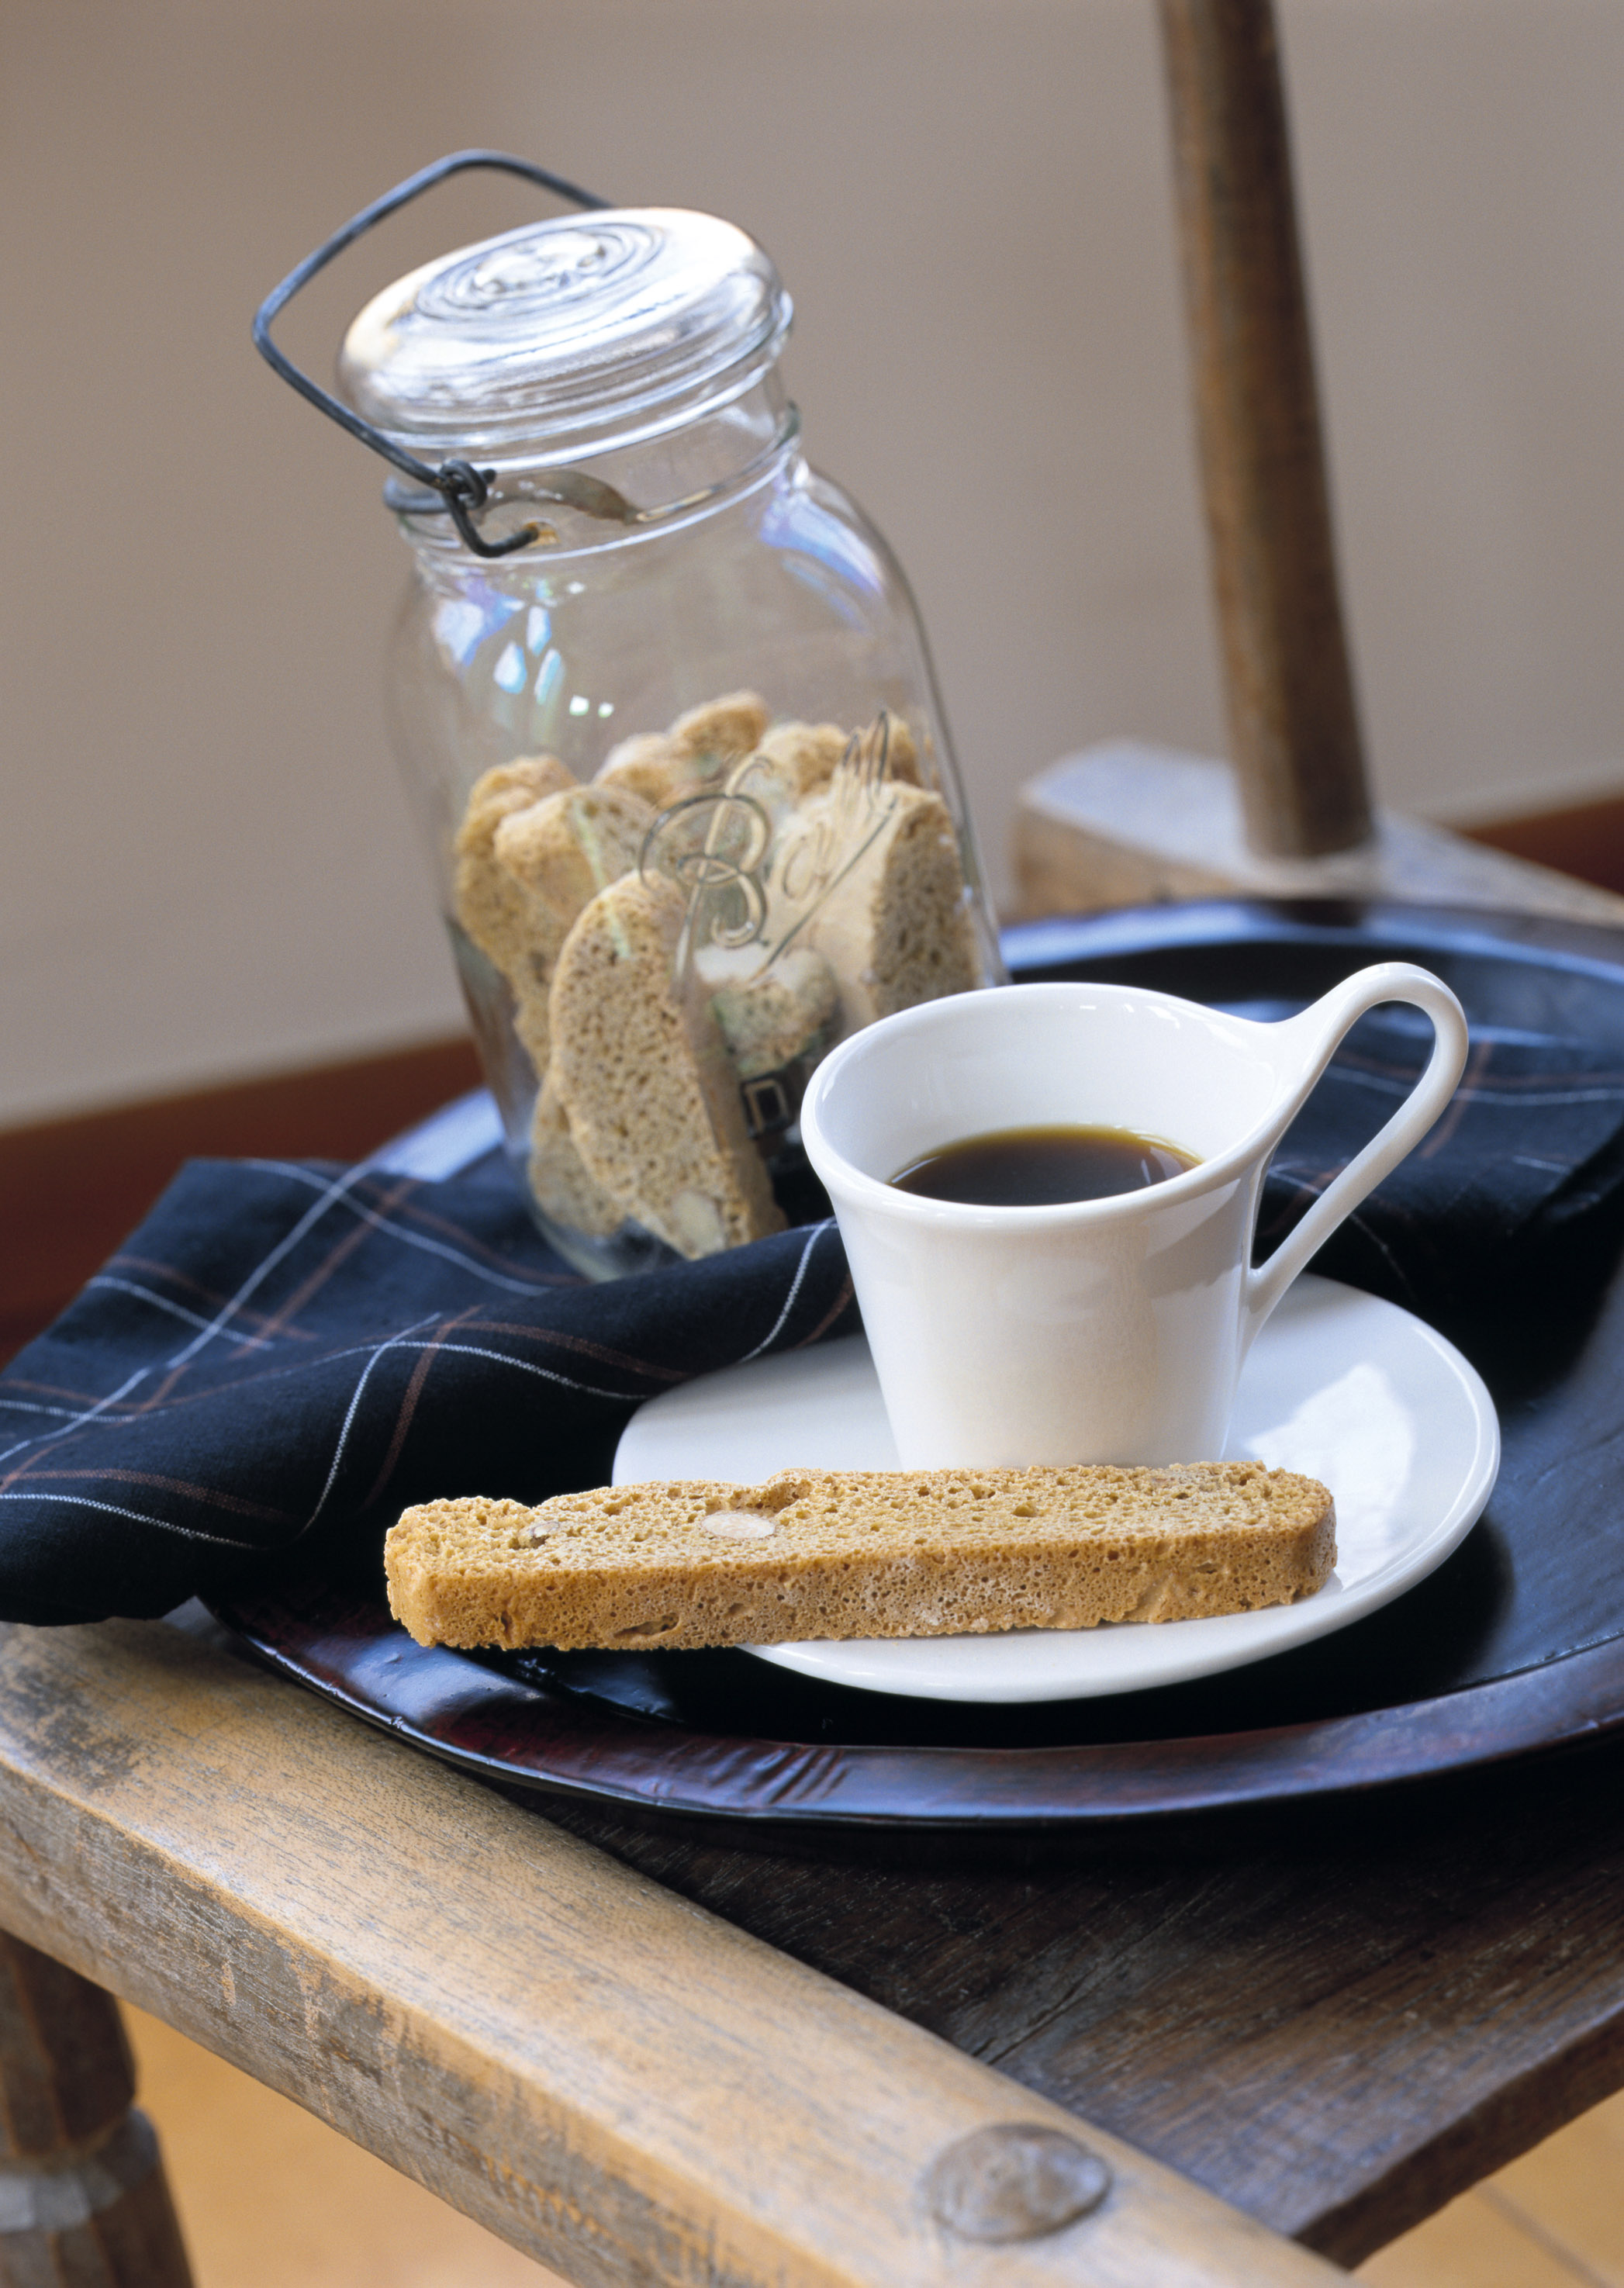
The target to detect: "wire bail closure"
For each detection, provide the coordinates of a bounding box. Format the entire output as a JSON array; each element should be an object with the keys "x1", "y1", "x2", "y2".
[{"x1": 252, "y1": 150, "x2": 631, "y2": 559}]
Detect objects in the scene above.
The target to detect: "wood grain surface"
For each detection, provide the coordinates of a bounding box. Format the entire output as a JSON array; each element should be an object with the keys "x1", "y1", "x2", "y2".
[
  {"x1": 0, "y1": 1616, "x2": 1341, "y2": 2288},
  {"x1": 1158, "y1": 0, "x2": 1371, "y2": 857},
  {"x1": 545, "y1": 1734, "x2": 1624, "y2": 2271},
  {"x1": 1009, "y1": 751, "x2": 1624, "y2": 928}
]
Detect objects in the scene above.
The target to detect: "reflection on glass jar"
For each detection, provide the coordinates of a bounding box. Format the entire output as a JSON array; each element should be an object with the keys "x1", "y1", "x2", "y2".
[{"x1": 342, "y1": 202, "x2": 1003, "y2": 1276}]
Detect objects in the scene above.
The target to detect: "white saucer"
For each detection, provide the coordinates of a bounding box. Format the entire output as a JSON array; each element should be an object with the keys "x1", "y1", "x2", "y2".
[{"x1": 612, "y1": 1274, "x2": 1500, "y2": 1703}]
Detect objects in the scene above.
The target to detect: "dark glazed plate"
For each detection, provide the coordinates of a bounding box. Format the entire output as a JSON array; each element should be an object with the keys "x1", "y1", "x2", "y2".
[{"x1": 212, "y1": 900, "x2": 1624, "y2": 1836}]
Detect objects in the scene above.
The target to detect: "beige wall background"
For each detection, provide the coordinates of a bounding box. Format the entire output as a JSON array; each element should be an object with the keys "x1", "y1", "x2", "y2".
[{"x1": 4, "y1": 0, "x2": 1624, "y2": 1124}]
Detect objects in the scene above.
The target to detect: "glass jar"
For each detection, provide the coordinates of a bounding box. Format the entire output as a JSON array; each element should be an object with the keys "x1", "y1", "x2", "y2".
[{"x1": 338, "y1": 202, "x2": 1004, "y2": 1277}]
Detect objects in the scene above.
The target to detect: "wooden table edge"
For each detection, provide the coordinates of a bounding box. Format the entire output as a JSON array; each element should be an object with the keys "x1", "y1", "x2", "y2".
[{"x1": 0, "y1": 1615, "x2": 1342, "y2": 2286}]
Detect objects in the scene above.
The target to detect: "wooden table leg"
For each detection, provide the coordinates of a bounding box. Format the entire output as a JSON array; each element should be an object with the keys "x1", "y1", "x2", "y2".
[{"x1": 0, "y1": 1930, "x2": 192, "y2": 2287}]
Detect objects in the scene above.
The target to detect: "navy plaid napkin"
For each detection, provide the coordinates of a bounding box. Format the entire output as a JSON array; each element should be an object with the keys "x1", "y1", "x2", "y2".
[
  {"x1": 2, "y1": 1005, "x2": 1622, "y2": 1625},
  {"x1": 1257, "y1": 1006, "x2": 1624, "y2": 1318}
]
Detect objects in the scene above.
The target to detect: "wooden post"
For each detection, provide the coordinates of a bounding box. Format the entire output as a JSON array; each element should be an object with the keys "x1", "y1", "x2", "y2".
[
  {"x1": 0, "y1": 1930, "x2": 193, "y2": 2287},
  {"x1": 1159, "y1": 0, "x2": 1373, "y2": 857}
]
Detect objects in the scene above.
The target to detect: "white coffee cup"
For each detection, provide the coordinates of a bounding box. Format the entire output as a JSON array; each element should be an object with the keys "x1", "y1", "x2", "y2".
[{"x1": 799, "y1": 964, "x2": 1469, "y2": 1467}]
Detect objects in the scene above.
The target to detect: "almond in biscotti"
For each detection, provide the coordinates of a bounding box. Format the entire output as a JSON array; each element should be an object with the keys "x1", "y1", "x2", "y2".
[
  {"x1": 804, "y1": 780, "x2": 979, "y2": 1028},
  {"x1": 489, "y1": 783, "x2": 655, "y2": 1065},
  {"x1": 383, "y1": 1462, "x2": 1337, "y2": 1652},
  {"x1": 548, "y1": 870, "x2": 785, "y2": 1257}
]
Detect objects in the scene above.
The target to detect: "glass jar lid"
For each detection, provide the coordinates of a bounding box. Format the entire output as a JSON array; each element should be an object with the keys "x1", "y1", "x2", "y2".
[{"x1": 337, "y1": 208, "x2": 790, "y2": 467}]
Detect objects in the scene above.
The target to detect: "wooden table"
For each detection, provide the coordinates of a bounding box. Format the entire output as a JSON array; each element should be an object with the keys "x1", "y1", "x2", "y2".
[
  {"x1": 0, "y1": 1592, "x2": 1619, "y2": 2285},
  {"x1": 5, "y1": 903, "x2": 1624, "y2": 2285}
]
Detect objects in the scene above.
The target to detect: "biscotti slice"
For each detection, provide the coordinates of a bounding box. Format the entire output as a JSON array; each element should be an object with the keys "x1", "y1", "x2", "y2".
[
  {"x1": 495, "y1": 783, "x2": 655, "y2": 932},
  {"x1": 594, "y1": 730, "x2": 681, "y2": 807},
  {"x1": 484, "y1": 782, "x2": 655, "y2": 1064},
  {"x1": 492, "y1": 782, "x2": 654, "y2": 968},
  {"x1": 670, "y1": 690, "x2": 769, "y2": 772},
  {"x1": 729, "y1": 721, "x2": 850, "y2": 817},
  {"x1": 385, "y1": 1462, "x2": 1336, "y2": 1651},
  {"x1": 805, "y1": 780, "x2": 979, "y2": 1028},
  {"x1": 527, "y1": 1082, "x2": 623, "y2": 1239},
  {"x1": 596, "y1": 691, "x2": 771, "y2": 810},
  {"x1": 548, "y1": 870, "x2": 786, "y2": 1256},
  {"x1": 458, "y1": 755, "x2": 577, "y2": 845},
  {"x1": 452, "y1": 755, "x2": 576, "y2": 978}
]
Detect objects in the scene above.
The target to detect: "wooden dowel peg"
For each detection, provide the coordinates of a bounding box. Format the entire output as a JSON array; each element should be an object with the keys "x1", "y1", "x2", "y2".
[{"x1": 1159, "y1": 0, "x2": 1373, "y2": 858}]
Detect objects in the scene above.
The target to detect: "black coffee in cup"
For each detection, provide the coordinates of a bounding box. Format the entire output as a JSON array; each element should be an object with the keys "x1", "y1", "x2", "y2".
[{"x1": 890, "y1": 1124, "x2": 1198, "y2": 1208}]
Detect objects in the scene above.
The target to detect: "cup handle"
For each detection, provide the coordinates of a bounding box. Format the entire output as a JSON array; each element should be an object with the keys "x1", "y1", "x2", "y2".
[{"x1": 1242, "y1": 960, "x2": 1470, "y2": 1339}]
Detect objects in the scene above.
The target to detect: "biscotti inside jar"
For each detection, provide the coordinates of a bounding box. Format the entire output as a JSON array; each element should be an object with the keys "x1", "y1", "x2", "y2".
[{"x1": 450, "y1": 696, "x2": 983, "y2": 1268}]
